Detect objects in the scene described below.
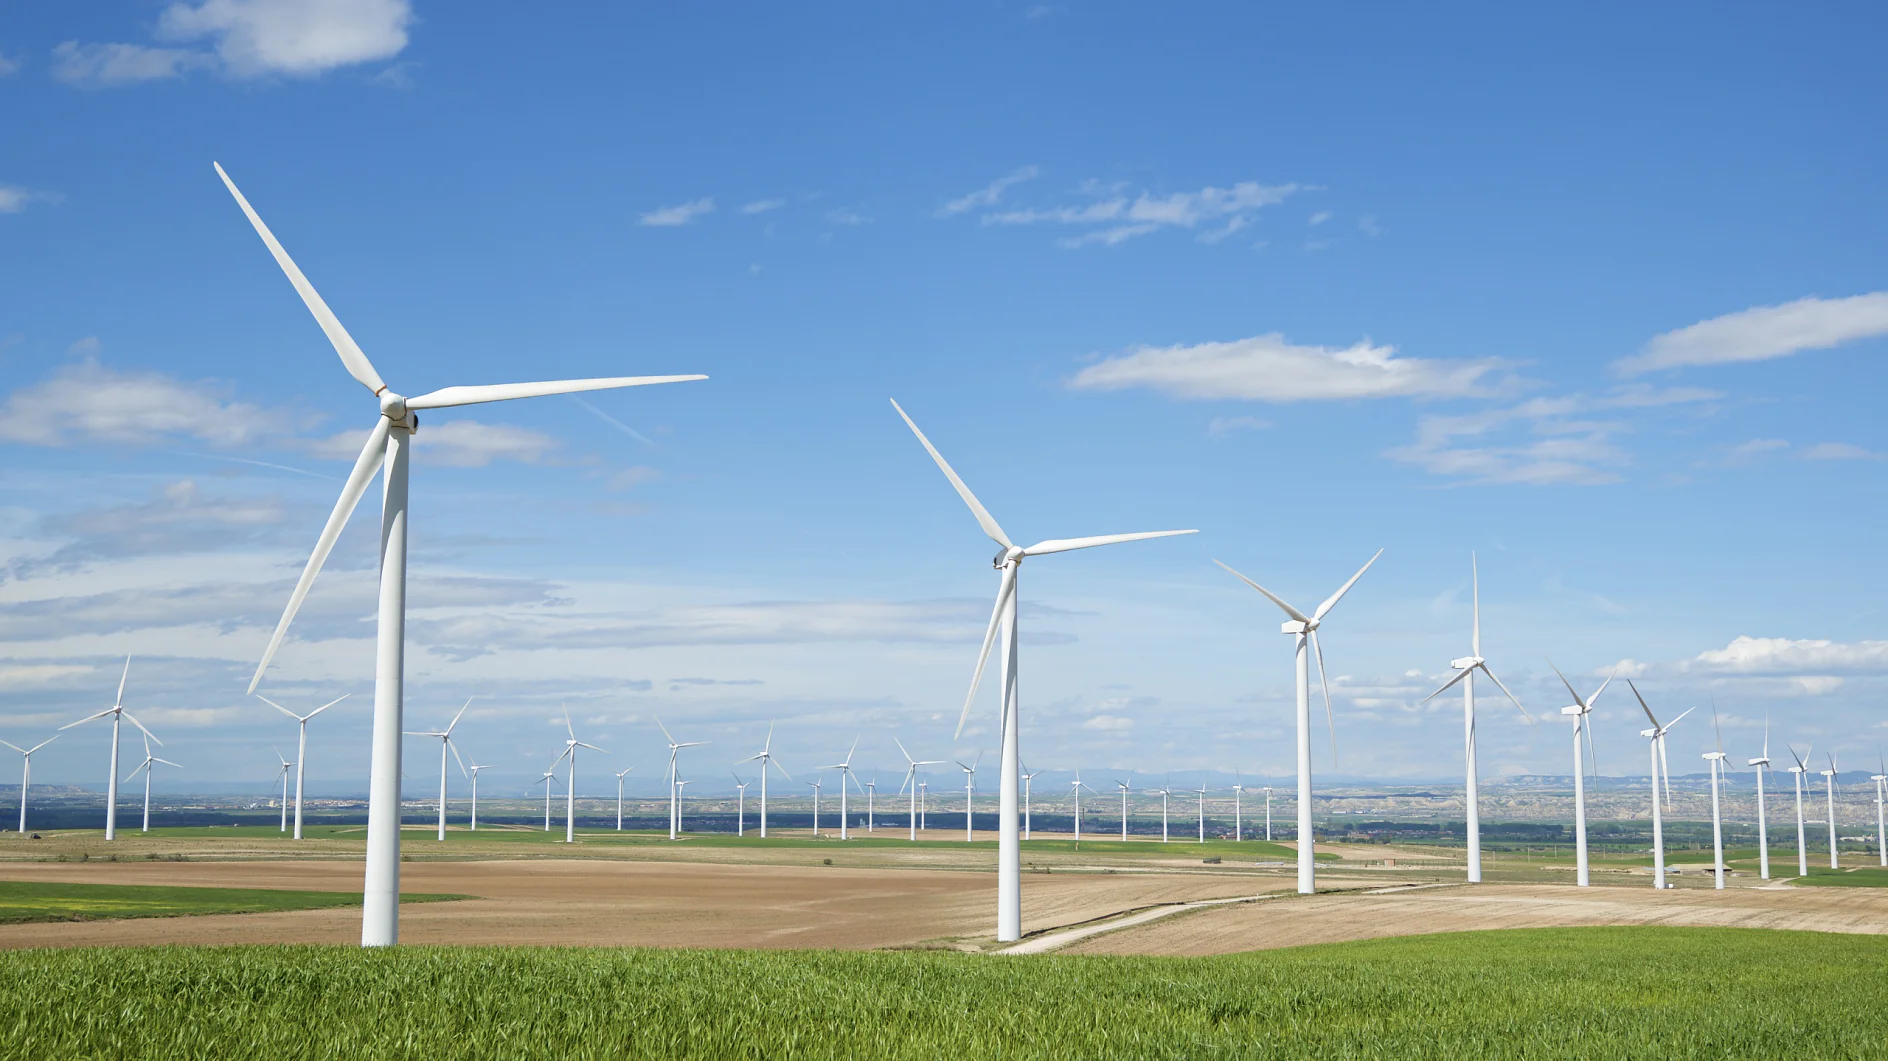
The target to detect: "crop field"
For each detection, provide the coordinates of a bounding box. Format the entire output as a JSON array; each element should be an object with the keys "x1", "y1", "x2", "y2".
[
  {"x1": 0, "y1": 881, "x2": 466, "y2": 924},
  {"x1": 1, "y1": 927, "x2": 1883, "y2": 1059},
  {"x1": 1794, "y1": 866, "x2": 1888, "y2": 888}
]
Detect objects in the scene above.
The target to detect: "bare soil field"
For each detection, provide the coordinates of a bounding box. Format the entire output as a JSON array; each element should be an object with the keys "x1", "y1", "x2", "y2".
[
  {"x1": 0, "y1": 858, "x2": 1271, "y2": 950},
  {"x1": 1061, "y1": 883, "x2": 1888, "y2": 955}
]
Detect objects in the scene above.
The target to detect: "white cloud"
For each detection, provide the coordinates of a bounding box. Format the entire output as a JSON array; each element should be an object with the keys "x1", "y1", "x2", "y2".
[
  {"x1": 937, "y1": 166, "x2": 1039, "y2": 217},
  {"x1": 0, "y1": 359, "x2": 277, "y2": 447},
  {"x1": 639, "y1": 198, "x2": 716, "y2": 227},
  {"x1": 1068, "y1": 333, "x2": 1507, "y2": 402},
  {"x1": 1615, "y1": 292, "x2": 1888, "y2": 375},
  {"x1": 739, "y1": 198, "x2": 785, "y2": 215},
  {"x1": 979, "y1": 179, "x2": 1300, "y2": 246},
  {"x1": 1800, "y1": 442, "x2": 1880, "y2": 461},
  {"x1": 0, "y1": 185, "x2": 52, "y2": 213},
  {"x1": 1731, "y1": 438, "x2": 1789, "y2": 455},
  {"x1": 1792, "y1": 676, "x2": 1845, "y2": 696},
  {"x1": 0, "y1": 664, "x2": 95, "y2": 688},
  {"x1": 308, "y1": 420, "x2": 559, "y2": 467},
  {"x1": 1690, "y1": 635, "x2": 1888, "y2": 675},
  {"x1": 53, "y1": 0, "x2": 411, "y2": 86},
  {"x1": 1357, "y1": 214, "x2": 1381, "y2": 237},
  {"x1": 1207, "y1": 416, "x2": 1271, "y2": 437},
  {"x1": 824, "y1": 207, "x2": 871, "y2": 226},
  {"x1": 1081, "y1": 715, "x2": 1134, "y2": 731},
  {"x1": 0, "y1": 54, "x2": 19, "y2": 77},
  {"x1": 1308, "y1": 210, "x2": 1332, "y2": 226}
]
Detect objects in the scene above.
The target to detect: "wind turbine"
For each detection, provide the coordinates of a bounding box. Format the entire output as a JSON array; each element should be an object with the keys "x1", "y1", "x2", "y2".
[
  {"x1": 1215, "y1": 553, "x2": 1382, "y2": 895},
  {"x1": 1552, "y1": 663, "x2": 1614, "y2": 888},
  {"x1": 552, "y1": 707, "x2": 606, "y2": 844},
  {"x1": 124, "y1": 735, "x2": 182, "y2": 833},
  {"x1": 1748, "y1": 718, "x2": 1772, "y2": 879},
  {"x1": 1420, "y1": 554, "x2": 1532, "y2": 884},
  {"x1": 257, "y1": 694, "x2": 347, "y2": 841},
  {"x1": 656, "y1": 718, "x2": 707, "y2": 841},
  {"x1": 1231, "y1": 772, "x2": 1245, "y2": 842},
  {"x1": 1872, "y1": 750, "x2": 1886, "y2": 869},
  {"x1": 1196, "y1": 782, "x2": 1209, "y2": 843},
  {"x1": 270, "y1": 749, "x2": 295, "y2": 832},
  {"x1": 957, "y1": 753, "x2": 982, "y2": 843},
  {"x1": 865, "y1": 774, "x2": 877, "y2": 833},
  {"x1": 893, "y1": 399, "x2": 1196, "y2": 943},
  {"x1": 738, "y1": 723, "x2": 789, "y2": 838},
  {"x1": 1263, "y1": 784, "x2": 1273, "y2": 841},
  {"x1": 1703, "y1": 705, "x2": 1729, "y2": 891},
  {"x1": 1069, "y1": 769, "x2": 1092, "y2": 843},
  {"x1": 1152, "y1": 778, "x2": 1171, "y2": 842},
  {"x1": 404, "y1": 699, "x2": 472, "y2": 842},
  {"x1": 733, "y1": 773, "x2": 750, "y2": 836},
  {"x1": 804, "y1": 778, "x2": 822, "y2": 837},
  {"x1": 464, "y1": 759, "x2": 486, "y2": 831},
  {"x1": 894, "y1": 738, "x2": 943, "y2": 842},
  {"x1": 219, "y1": 163, "x2": 705, "y2": 947},
  {"x1": 0, "y1": 736, "x2": 57, "y2": 834},
  {"x1": 1629, "y1": 681, "x2": 1691, "y2": 889},
  {"x1": 919, "y1": 777, "x2": 930, "y2": 830},
  {"x1": 1021, "y1": 765, "x2": 1043, "y2": 840},
  {"x1": 614, "y1": 766, "x2": 636, "y2": 831},
  {"x1": 1115, "y1": 776, "x2": 1132, "y2": 841},
  {"x1": 674, "y1": 777, "x2": 692, "y2": 834},
  {"x1": 1787, "y1": 745, "x2": 1811, "y2": 876},
  {"x1": 1823, "y1": 753, "x2": 1840, "y2": 870},
  {"x1": 535, "y1": 766, "x2": 557, "y2": 832},
  {"x1": 59, "y1": 656, "x2": 157, "y2": 841},
  {"x1": 820, "y1": 738, "x2": 863, "y2": 840}
]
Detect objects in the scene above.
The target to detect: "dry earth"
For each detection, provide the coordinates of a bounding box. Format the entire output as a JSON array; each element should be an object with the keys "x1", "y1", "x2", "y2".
[
  {"x1": 0, "y1": 858, "x2": 1268, "y2": 950},
  {"x1": 1061, "y1": 883, "x2": 1888, "y2": 955}
]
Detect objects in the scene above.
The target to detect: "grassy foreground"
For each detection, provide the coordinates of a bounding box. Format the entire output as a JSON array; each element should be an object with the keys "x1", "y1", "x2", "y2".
[
  {"x1": 3, "y1": 927, "x2": 1884, "y2": 1058},
  {"x1": 0, "y1": 881, "x2": 468, "y2": 924}
]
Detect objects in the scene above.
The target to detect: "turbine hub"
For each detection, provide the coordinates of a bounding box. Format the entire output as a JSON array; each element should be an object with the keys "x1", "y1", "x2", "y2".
[
  {"x1": 993, "y1": 545, "x2": 1024, "y2": 569},
  {"x1": 379, "y1": 391, "x2": 409, "y2": 421}
]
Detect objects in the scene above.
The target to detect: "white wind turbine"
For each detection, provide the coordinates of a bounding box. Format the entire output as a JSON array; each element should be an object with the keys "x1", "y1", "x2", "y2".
[
  {"x1": 553, "y1": 708, "x2": 606, "y2": 844},
  {"x1": 536, "y1": 766, "x2": 557, "y2": 832},
  {"x1": 1703, "y1": 706, "x2": 1729, "y2": 891},
  {"x1": 59, "y1": 656, "x2": 157, "y2": 842},
  {"x1": 1153, "y1": 778, "x2": 1172, "y2": 842},
  {"x1": 1628, "y1": 681, "x2": 1691, "y2": 890},
  {"x1": 124, "y1": 734, "x2": 182, "y2": 834},
  {"x1": 894, "y1": 400, "x2": 1196, "y2": 942},
  {"x1": 1551, "y1": 664, "x2": 1614, "y2": 888},
  {"x1": 258, "y1": 694, "x2": 347, "y2": 840},
  {"x1": 674, "y1": 777, "x2": 692, "y2": 834},
  {"x1": 1823, "y1": 753, "x2": 1840, "y2": 870},
  {"x1": 820, "y1": 739, "x2": 864, "y2": 840},
  {"x1": 1748, "y1": 718, "x2": 1772, "y2": 879},
  {"x1": 270, "y1": 749, "x2": 295, "y2": 831},
  {"x1": 919, "y1": 777, "x2": 930, "y2": 830},
  {"x1": 804, "y1": 778, "x2": 822, "y2": 837},
  {"x1": 1215, "y1": 553, "x2": 1382, "y2": 894},
  {"x1": 739, "y1": 723, "x2": 790, "y2": 838},
  {"x1": 614, "y1": 766, "x2": 636, "y2": 831},
  {"x1": 1263, "y1": 784, "x2": 1273, "y2": 841},
  {"x1": 894, "y1": 738, "x2": 943, "y2": 842},
  {"x1": 464, "y1": 759, "x2": 486, "y2": 831},
  {"x1": 656, "y1": 719, "x2": 707, "y2": 841},
  {"x1": 733, "y1": 773, "x2": 750, "y2": 836},
  {"x1": 1069, "y1": 770, "x2": 1092, "y2": 843},
  {"x1": 0, "y1": 736, "x2": 57, "y2": 834},
  {"x1": 404, "y1": 700, "x2": 471, "y2": 842},
  {"x1": 1787, "y1": 745, "x2": 1811, "y2": 877},
  {"x1": 957, "y1": 753, "x2": 982, "y2": 843},
  {"x1": 1021, "y1": 765, "x2": 1043, "y2": 840},
  {"x1": 865, "y1": 774, "x2": 877, "y2": 833},
  {"x1": 1419, "y1": 555, "x2": 1532, "y2": 884},
  {"x1": 1196, "y1": 782, "x2": 1209, "y2": 843},
  {"x1": 219, "y1": 163, "x2": 705, "y2": 947},
  {"x1": 1873, "y1": 750, "x2": 1886, "y2": 869},
  {"x1": 1231, "y1": 772, "x2": 1245, "y2": 842},
  {"x1": 1115, "y1": 776, "x2": 1132, "y2": 841}
]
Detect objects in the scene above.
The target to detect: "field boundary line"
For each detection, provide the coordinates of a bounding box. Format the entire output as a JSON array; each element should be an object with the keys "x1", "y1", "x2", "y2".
[{"x1": 999, "y1": 892, "x2": 1285, "y2": 955}]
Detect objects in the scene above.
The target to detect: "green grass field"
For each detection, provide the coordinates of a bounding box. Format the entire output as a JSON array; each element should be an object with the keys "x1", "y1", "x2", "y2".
[
  {"x1": 2, "y1": 927, "x2": 1882, "y2": 1058},
  {"x1": 1794, "y1": 866, "x2": 1888, "y2": 887},
  {"x1": 0, "y1": 881, "x2": 468, "y2": 924}
]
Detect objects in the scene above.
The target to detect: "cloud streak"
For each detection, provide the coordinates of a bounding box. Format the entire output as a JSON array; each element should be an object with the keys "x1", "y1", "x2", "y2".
[
  {"x1": 1068, "y1": 334, "x2": 1508, "y2": 402},
  {"x1": 1615, "y1": 292, "x2": 1888, "y2": 375}
]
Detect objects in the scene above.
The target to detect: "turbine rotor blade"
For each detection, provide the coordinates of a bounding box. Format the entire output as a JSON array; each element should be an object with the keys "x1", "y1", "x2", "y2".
[
  {"x1": 1022, "y1": 529, "x2": 1196, "y2": 556},
  {"x1": 1548, "y1": 661, "x2": 1583, "y2": 708},
  {"x1": 249, "y1": 415, "x2": 393, "y2": 694},
  {"x1": 1628, "y1": 680, "x2": 1659, "y2": 729},
  {"x1": 446, "y1": 698, "x2": 474, "y2": 736},
  {"x1": 308, "y1": 694, "x2": 349, "y2": 719},
  {"x1": 257, "y1": 695, "x2": 302, "y2": 722},
  {"x1": 120, "y1": 711, "x2": 161, "y2": 746},
  {"x1": 654, "y1": 717, "x2": 676, "y2": 746},
  {"x1": 1211, "y1": 560, "x2": 1308, "y2": 623},
  {"x1": 1470, "y1": 552, "x2": 1480, "y2": 658},
  {"x1": 213, "y1": 163, "x2": 387, "y2": 395},
  {"x1": 60, "y1": 707, "x2": 117, "y2": 730},
  {"x1": 407, "y1": 375, "x2": 706, "y2": 411},
  {"x1": 1311, "y1": 629, "x2": 1337, "y2": 767},
  {"x1": 115, "y1": 656, "x2": 131, "y2": 709},
  {"x1": 449, "y1": 741, "x2": 469, "y2": 778},
  {"x1": 889, "y1": 399, "x2": 1011, "y2": 548},
  {"x1": 956, "y1": 565, "x2": 1018, "y2": 739},
  {"x1": 0, "y1": 740, "x2": 21, "y2": 755},
  {"x1": 1478, "y1": 665, "x2": 1533, "y2": 723},
  {"x1": 1420, "y1": 668, "x2": 1470, "y2": 704},
  {"x1": 1313, "y1": 548, "x2": 1383, "y2": 621}
]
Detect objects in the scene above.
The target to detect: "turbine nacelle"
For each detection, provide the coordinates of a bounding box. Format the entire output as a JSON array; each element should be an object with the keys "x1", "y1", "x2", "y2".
[
  {"x1": 1749, "y1": 757, "x2": 1772, "y2": 767},
  {"x1": 1450, "y1": 655, "x2": 1482, "y2": 670},
  {"x1": 993, "y1": 545, "x2": 1024, "y2": 569},
  {"x1": 1281, "y1": 618, "x2": 1318, "y2": 635}
]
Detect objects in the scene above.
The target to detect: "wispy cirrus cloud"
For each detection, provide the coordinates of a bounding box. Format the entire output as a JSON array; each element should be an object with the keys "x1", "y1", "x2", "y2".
[
  {"x1": 52, "y1": 0, "x2": 413, "y2": 88},
  {"x1": 936, "y1": 165, "x2": 1039, "y2": 217},
  {"x1": 977, "y1": 179, "x2": 1300, "y2": 247},
  {"x1": 739, "y1": 198, "x2": 785, "y2": 215},
  {"x1": 0, "y1": 357, "x2": 284, "y2": 447},
  {"x1": 1068, "y1": 333, "x2": 1510, "y2": 402},
  {"x1": 306, "y1": 420, "x2": 560, "y2": 467},
  {"x1": 639, "y1": 197, "x2": 716, "y2": 227},
  {"x1": 1614, "y1": 292, "x2": 1888, "y2": 376},
  {"x1": 0, "y1": 185, "x2": 61, "y2": 214}
]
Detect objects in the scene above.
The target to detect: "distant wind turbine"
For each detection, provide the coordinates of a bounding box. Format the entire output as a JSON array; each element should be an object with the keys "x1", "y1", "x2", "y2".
[
  {"x1": 270, "y1": 749, "x2": 295, "y2": 832},
  {"x1": 1115, "y1": 776, "x2": 1132, "y2": 841},
  {"x1": 1629, "y1": 681, "x2": 1691, "y2": 889},
  {"x1": 1787, "y1": 744, "x2": 1811, "y2": 876},
  {"x1": 1215, "y1": 553, "x2": 1382, "y2": 895},
  {"x1": 1152, "y1": 778, "x2": 1171, "y2": 842},
  {"x1": 957, "y1": 753, "x2": 982, "y2": 843},
  {"x1": 1748, "y1": 717, "x2": 1773, "y2": 879},
  {"x1": 893, "y1": 399, "x2": 1195, "y2": 943},
  {"x1": 674, "y1": 777, "x2": 692, "y2": 834},
  {"x1": 404, "y1": 699, "x2": 472, "y2": 842},
  {"x1": 895, "y1": 738, "x2": 943, "y2": 842},
  {"x1": 1231, "y1": 772, "x2": 1245, "y2": 842},
  {"x1": 1021, "y1": 765, "x2": 1042, "y2": 840},
  {"x1": 1420, "y1": 554, "x2": 1531, "y2": 884},
  {"x1": 804, "y1": 778, "x2": 822, "y2": 837},
  {"x1": 656, "y1": 718, "x2": 706, "y2": 841},
  {"x1": 60, "y1": 656, "x2": 156, "y2": 841},
  {"x1": 536, "y1": 766, "x2": 557, "y2": 832},
  {"x1": 820, "y1": 738, "x2": 864, "y2": 840},
  {"x1": 217, "y1": 161, "x2": 705, "y2": 947},
  {"x1": 1196, "y1": 782, "x2": 1209, "y2": 843},
  {"x1": 733, "y1": 773, "x2": 750, "y2": 836},
  {"x1": 1823, "y1": 753, "x2": 1841, "y2": 870},
  {"x1": 258, "y1": 694, "x2": 347, "y2": 840},
  {"x1": 553, "y1": 707, "x2": 606, "y2": 844},
  {"x1": 865, "y1": 774, "x2": 877, "y2": 833},
  {"x1": 1263, "y1": 784, "x2": 1273, "y2": 841},
  {"x1": 123, "y1": 734, "x2": 182, "y2": 833},
  {"x1": 0, "y1": 735, "x2": 58, "y2": 834},
  {"x1": 1069, "y1": 770, "x2": 1091, "y2": 843},
  {"x1": 1873, "y1": 749, "x2": 1887, "y2": 869},
  {"x1": 615, "y1": 766, "x2": 636, "y2": 831},
  {"x1": 1703, "y1": 705, "x2": 1729, "y2": 890},
  {"x1": 738, "y1": 723, "x2": 789, "y2": 838},
  {"x1": 1552, "y1": 663, "x2": 1614, "y2": 888},
  {"x1": 464, "y1": 759, "x2": 486, "y2": 831}
]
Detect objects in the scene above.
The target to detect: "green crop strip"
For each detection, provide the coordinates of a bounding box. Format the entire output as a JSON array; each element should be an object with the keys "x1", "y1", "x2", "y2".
[{"x1": 0, "y1": 881, "x2": 469, "y2": 924}]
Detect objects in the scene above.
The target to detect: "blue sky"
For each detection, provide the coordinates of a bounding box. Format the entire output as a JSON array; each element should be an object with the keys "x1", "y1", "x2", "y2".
[{"x1": 2, "y1": 2, "x2": 1886, "y2": 798}]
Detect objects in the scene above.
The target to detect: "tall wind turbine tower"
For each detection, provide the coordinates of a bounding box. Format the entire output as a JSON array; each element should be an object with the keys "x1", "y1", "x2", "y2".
[
  {"x1": 218, "y1": 163, "x2": 705, "y2": 947},
  {"x1": 1873, "y1": 750, "x2": 1886, "y2": 868},
  {"x1": 656, "y1": 719, "x2": 706, "y2": 841},
  {"x1": 1704, "y1": 706, "x2": 1729, "y2": 890},
  {"x1": 1748, "y1": 719, "x2": 1772, "y2": 879},
  {"x1": 893, "y1": 399, "x2": 1194, "y2": 943},
  {"x1": 124, "y1": 735, "x2": 181, "y2": 833},
  {"x1": 894, "y1": 738, "x2": 942, "y2": 842},
  {"x1": 739, "y1": 723, "x2": 790, "y2": 838},
  {"x1": 1553, "y1": 664, "x2": 1613, "y2": 887},
  {"x1": 60, "y1": 657, "x2": 154, "y2": 842},
  {"x1": 259, "y1": 693, "x2": 347, "y2": 840},
  {"x1": 1630, "y1": 682, "x2": 1690, "y2": 889},
  {"x1": 1420, "y1": 555, "x2": 1531, "y2": 884},
  {"x1": 1788, "y1": 745, "x2": 1811, "y2": 877},
  {"x1": 1115, "y1": 777, "x2": 1132, "y2": 841},
  {"x1": 0, "y1": 735, "x2": 57, "y2": 835},
  {"x1": 404, "y1": 699, "x2": 471, "y2": 842},
  {"x1": 1823, "y1": 754, "x2": 1840, "y2": 870},
  {"x1": 1215, "y1": 554, "x2": 1382, "y2": 894}
]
